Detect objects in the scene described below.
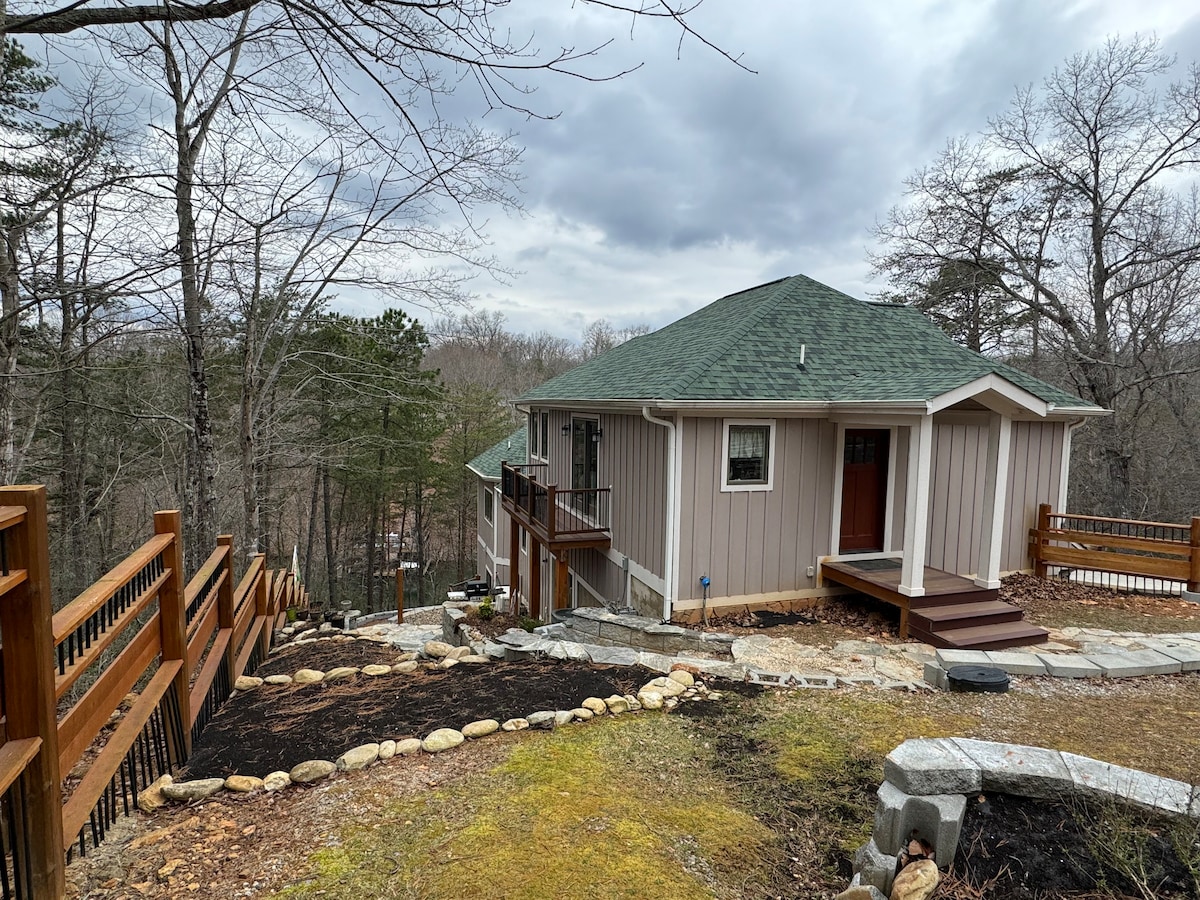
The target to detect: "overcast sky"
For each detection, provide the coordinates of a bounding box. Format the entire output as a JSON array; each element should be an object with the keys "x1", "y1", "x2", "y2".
[{"x1": 358, "y1": 0, "x2": 1200, "y2": 342}]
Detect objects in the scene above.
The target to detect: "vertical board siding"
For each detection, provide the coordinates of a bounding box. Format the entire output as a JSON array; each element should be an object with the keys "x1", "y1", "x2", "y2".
[
  {"x1": 598, "y1": 412, "x2": 667, "y2": 579},
  {"x1": 921, "y1": 419, "x2": 1066, "y2": 576},
  {"x1": 677, "y1": 417, "x2": 835, "y2": 601}
]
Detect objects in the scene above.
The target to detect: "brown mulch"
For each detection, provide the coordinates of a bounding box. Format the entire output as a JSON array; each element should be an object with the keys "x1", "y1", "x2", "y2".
[
  {"x1": 1002, "y1": 572, "x2": 1200, "y2": 623},
  {"x1": 459, "y1": 609, "x2": 526, "y2": 639},
  {"x1": 182, "y1": 653, "x2": 645, "y2": 779},
  {"x1": 255, "y1": 640, "x2": 401, "y2": 675}
]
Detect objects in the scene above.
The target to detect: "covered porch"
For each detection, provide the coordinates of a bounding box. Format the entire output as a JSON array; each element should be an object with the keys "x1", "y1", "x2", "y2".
[{"x1": 822, "y1": 375, "x2": 1061, "y2": 649}]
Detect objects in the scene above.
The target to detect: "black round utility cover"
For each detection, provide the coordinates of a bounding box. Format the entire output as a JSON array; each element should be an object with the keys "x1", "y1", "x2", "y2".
[{"x1": 946, "y1": 665, "x2": 1010, "y2": 693}]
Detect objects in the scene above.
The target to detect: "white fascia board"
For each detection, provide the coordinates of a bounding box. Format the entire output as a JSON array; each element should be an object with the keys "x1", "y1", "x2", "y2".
[
  {"x1": 927, "y1": 374, "x2": 1049, "y2": 417},
  {"x1": 465, "y1": 466, "x2": 500, "y2": 481}
]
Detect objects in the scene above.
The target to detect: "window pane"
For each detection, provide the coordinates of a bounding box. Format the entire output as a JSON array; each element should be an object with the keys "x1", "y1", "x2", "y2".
[
  {"x1": 728, "y1": 425, "x2": 769, "y2": 483},
  {"x1": 541, "y1": 412, "x2": 548, "y2": 456},
  {"x1": 529, "y1": 412, "x2": 538, "y2": 456}
]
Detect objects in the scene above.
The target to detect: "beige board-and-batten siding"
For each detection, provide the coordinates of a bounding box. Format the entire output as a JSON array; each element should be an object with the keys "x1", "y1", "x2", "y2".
[
  {"x1": 923, "y1": 418, "x2": 1065, "y2": 577},
  {"x1": 677, "y1": 417, "x2": 838, "y2": 603},
  {"x1": 475, "y1": 481, "x2": 511, "y2": 588}
]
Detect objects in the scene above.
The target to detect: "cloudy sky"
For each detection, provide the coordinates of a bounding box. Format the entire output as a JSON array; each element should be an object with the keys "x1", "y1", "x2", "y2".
[{"x1": 389, "y1": 0, "x2": 1200, "y2": 341}]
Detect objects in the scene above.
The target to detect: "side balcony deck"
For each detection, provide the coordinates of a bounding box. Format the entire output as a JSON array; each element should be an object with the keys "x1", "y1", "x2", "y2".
[{"x1": 499, "y1": 462, "x2": 612, "y2": 552}]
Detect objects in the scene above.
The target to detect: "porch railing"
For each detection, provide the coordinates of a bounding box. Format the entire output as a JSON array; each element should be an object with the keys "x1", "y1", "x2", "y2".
[
  {"x1": 1029, "y1": 503, "x2": 1200, "y2": 593},
  {"x1": 500, "y1": 462, "x2": 611, "y2": 541}
]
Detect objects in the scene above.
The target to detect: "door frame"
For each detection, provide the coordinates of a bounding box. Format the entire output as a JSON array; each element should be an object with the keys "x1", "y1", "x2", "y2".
[
  {"x1": 829, "y1": 422, "x2": 898, "y2": 559},
  {"x1": 569, "y1": 415, "x2": 601, "y2": 517}
]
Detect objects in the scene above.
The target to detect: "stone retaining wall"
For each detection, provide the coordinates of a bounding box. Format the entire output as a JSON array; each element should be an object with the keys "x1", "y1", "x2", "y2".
[{"x1": 854, "y1": 738, "x2": 1200, "y2": 894}]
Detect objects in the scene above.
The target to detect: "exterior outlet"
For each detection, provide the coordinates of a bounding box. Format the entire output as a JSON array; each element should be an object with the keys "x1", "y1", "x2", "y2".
[{"x1": 806, "y1": 565, "x2": 815, "y2": 578}]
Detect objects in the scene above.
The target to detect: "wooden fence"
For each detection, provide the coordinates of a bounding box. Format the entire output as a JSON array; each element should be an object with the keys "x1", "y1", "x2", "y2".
[
  {"x1": 0, "y1": 486, "x2": 308, "y2": 899},
  {"x1": 1029, "y1": 503, "x2": 1200, "y2": 593}
]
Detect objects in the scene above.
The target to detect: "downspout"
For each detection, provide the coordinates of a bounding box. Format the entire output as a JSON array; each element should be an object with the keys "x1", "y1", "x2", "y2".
[
  {"x1": 642, "y1": 406, "x2": 676, "y2": 622},
  {"x1": 1057, "y1": 417, "x2": 1087, "y2": 514}
]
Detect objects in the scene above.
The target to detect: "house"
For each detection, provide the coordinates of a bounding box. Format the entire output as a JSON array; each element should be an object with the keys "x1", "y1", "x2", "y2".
[{"x1": 475, "y1": 274, "x2": 1107, "y2": 648}]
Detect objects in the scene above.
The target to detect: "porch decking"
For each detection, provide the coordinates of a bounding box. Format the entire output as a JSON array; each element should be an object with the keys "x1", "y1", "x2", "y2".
[{"x1": 820, "y1": 557, "x2": 1049, "y2": 650}]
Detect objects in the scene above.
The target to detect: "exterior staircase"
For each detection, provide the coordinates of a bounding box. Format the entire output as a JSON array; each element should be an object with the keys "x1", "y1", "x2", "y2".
[{"x1": 906, "y1": 594, "x2": 1048, "y2": 650}]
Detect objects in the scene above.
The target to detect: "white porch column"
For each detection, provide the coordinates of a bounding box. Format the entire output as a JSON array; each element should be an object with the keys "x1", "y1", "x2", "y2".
[
  {"x1": 974, "y1": 412, "x2": 1012, "y2": 589},
  {"x1": 899, "y1": 415, "x2": 933, "y2": 597}
]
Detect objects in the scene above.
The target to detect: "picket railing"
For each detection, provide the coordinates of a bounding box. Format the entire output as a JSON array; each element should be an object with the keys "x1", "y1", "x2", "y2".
[
  {"x1": 0, "y1": 486, "x2": 309, "y2": 899},
  {"x1": 1029, "y1": 503, "x2": 1200, "y2": 593}
]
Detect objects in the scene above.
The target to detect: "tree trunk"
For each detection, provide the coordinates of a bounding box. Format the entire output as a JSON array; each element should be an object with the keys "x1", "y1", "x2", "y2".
[{"x1": 322, "y1": 463, "x2": 337, "y2": 608}]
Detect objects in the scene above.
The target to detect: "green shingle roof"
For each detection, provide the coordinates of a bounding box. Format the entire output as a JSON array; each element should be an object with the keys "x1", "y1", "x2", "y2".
[
  {"x1": 467, "y1": 426, "x2": 527, "y2": 480},
  {"x1": 518, "y1": 274, "x2": 1097, "y2": 409}
]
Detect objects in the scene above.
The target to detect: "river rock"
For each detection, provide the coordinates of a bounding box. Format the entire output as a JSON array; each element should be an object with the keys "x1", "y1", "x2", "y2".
[
  {"x1": 890, "y1": 860, "x2": 938, "y2": 900},
  {"x1": 554, "y1": 710, "x2": 575, "y2": 726},
  {"x1": 462, "y1": 719, "x2": 500, "y2": 738},
  {"x1": 290, "y1": 759, "x2": 337, "y2": 783},
  {"x1": 501, "y1": 718, "x2": 529, "y2": 731},
  {"x1": 526, "y1": 710, "x2": 557, "y2": 729},
  {"x1": 581, "y1": 697, "x2": 608, "y2": 715},
  {"x1": 391, "y1": 661, "x2": 419, "y2": 674},
  {"x1": 422, "y1": 728, "x2": 465, "y2": 753},
  {"x1": 362, "y1": 664, "x2": 392, "y2": 676},
  {"x1": 604, "y1": 695, "x2": 630, "y2": 714},
  {"x1": 324, "y1": 666, "x2": 359, "y2": 682},
  {"x1": 423, "y1": 640, "x2": 454, "y2": 659},
  {"x1": 571, "y1": 707, "x2": 594, "y2": 721},
  {"x1": 667, "y1": 670, "x2": 695, "y2": 687},
  {"x1": 224, "y1": 775, "x2": 264, "y2": 793},
  {"x1": 637, "y1": 690, "x2": 664, "y2": 710},
  {"x1": 162, "y1": 778, "x2": 225, "y2": 802},
  {"x1": 264, "y1": 674, "x2": 293, "y2": 685},
  {"x1": 395, "y1": 651, "x2": 418, "y2": 662},
  {"x1": 293, "y1": 668, "x2": 325, "y2": 684},
  {"x1": 438, "y1": 657, "x2": 460, "y2": 670},
  {"x1": 446, "y1": 646, "x2": 472, "y2": 660},
  {"x1": 836, "y1": 886, "x2": 887, "y2": 900},
  {"x1": 263, "y1": 771, "x2": 291, "y2": 791},
  {"x1": 337, "y1": 743, "x2": 380, "y2": 771},
  {"x1": 395, "y1": 738, "x2": 423, "y2": 756},
  {"x1": 641, "y1": 676, "x2": 685, "y2": 698},
  {"x1": 459, "y1": 655, "x2": 491, "y2": 664},
  {"x1": 378, "y1": 740, "x2": 397, "y2": 760},
  {"x1": 137, "y1": 774, "x2": 173, "y2": 812},
  {"x1": 234, "y1": 675, "x2": 264, "y2": 691},
  {"x1": 624, "y1": 694, "x2": 642, "y2": 711}
]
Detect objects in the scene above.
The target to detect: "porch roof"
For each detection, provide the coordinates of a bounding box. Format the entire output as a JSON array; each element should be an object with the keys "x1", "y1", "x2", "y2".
[
  {"x1": 518, "y1": 274, "x2": 1102, "y2": 415},
  {"x1": 466, "y1": 425, "x2": 527, "y2": 481}
]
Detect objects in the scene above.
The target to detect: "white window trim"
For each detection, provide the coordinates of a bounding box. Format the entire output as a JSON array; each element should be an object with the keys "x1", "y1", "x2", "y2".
[{"x1": 720, "y1": 418, "x2": 776, "y2": 492}]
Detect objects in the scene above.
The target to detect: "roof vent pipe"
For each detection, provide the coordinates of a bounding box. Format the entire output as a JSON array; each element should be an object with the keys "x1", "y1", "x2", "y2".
[{"x1": 798, "y1": 344, "x2": 806, "y2": 370}]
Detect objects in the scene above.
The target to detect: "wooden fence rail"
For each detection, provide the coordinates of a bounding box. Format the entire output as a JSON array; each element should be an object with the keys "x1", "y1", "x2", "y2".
[
  {"x1": 0, "y1": 486, "x2": 310, "y2": 899},
  {"x1": 1029, "y1": 503, "x2": 1200, "y2": 593}
]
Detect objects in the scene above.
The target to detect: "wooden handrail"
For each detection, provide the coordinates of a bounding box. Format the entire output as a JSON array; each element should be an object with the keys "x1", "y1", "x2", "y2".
[
  {"x1": 0, "y1": 737, "x2": 41, "y2": 797},
  {"x1": 1044, "y1": 511, "x2": 1191, "y2": 531},
  {"x1": 52, "y1": 534, "x2": 173, "y2": 643},
  {"x1": 0, "y1": 505, "x2": 27, "y2": 533}
]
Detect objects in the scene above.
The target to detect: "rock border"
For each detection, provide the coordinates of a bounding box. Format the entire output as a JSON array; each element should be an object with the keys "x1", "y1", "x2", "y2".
[
  {"x1": 141, "y1": 661, "x2": 723, "y2": 811},
  {"x1": 851, "y1": 738, "x2": 1200, "y2": 895}
]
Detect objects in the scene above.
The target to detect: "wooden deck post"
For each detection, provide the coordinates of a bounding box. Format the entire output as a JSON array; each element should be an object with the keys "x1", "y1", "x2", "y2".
[
  {"x1": 529, "y1": 536, "x2": 542, "y2": 621},
  {"x1": 1034, "y1": 504, "x2": 1052, "y2": 579},
  {"x1": 509, "y1": 519, "x2": 520, "y2": 615},
  {"x1": 554, "y1": 551, "x2": 570, "y2": 610},
  {"x1": 0, "y1": 486, "x2": 65, "y2": 899},
  {"x1": 396, "y1": 567, "x2": 405, "y2": 624},
  {"x1": 1189, "y1": 516, "x2": 1200, "y2": 593},
  {"x1": 546, "y1": 485, "x2": 557, "y2": 541},
  {"x1": 216, "y1": 535, "x2": 237, "y2": 677},
  {"x1": 255, "y1": 556, "x2": 271, "y2": 658},
  {"x1": 154, "y1": 510, "x2": 192, "y2": 761}
]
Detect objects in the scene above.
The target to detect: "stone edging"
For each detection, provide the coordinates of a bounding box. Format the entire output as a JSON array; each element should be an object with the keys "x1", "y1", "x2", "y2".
[
  {"x1": 851, "y1": 738, "x2": 1200, "y2": 895},
  {"x1": 137, "y1": 653, "x2": 723, "y2": 812}
]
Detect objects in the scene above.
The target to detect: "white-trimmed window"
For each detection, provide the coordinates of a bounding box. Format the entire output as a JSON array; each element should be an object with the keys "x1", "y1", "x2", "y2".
[
  {"x1": 721, "y1": 419, "x2": 775, "y2": 491},
  {"x1": 483, "y1": 487, "x2": 494, "y2": 525},
  {"x1": 540, "y1": 412, "x2": 549, "y2": 458},
  {"x1": 529, "y1": 411, "x2": 539, "y2": 457}
]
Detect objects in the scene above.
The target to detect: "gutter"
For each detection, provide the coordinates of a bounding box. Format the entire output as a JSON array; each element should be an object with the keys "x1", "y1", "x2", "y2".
[{"x1": 642, "y1": 406, "x2": 677, "y2": 622}]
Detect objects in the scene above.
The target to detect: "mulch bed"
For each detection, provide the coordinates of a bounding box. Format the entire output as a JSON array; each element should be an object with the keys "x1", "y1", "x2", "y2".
[
  {"x1": 951, "y1": 791, "x2": 1198, "y2": 899},
  {"x1": 183, "y1": 650, "x2": 648, "y2": 778},
  {"x1": 254, "y1": 640, "x2": 401, "y2": 675}
]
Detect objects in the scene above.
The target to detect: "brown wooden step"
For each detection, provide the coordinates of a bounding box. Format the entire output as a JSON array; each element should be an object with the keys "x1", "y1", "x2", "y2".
[
  {"x1": 909, "y1": 621, "x2": 1049, "y2": 651},
  {"x1": 908, "y1": 588, "x2": 999, "y2": 609},
  {"x1": 909, "y1": 600, "x2": 1024, "y2": 632}
]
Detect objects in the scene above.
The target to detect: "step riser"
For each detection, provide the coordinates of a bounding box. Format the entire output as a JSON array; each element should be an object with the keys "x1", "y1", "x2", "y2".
[
  {"x1": 908, "y1": 626, "x2": 1048, "y2": 651},
  {"x1": 911, "y1": 610, "x2": 1024, "y2": 631},
  {"x1": 908, "y1": 591, "x2": 999, "y2": 609}
]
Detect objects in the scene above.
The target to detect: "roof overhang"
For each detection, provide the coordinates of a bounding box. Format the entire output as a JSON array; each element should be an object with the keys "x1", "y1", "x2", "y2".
[{"x1": 466, "y1": 464, "x2": 500, "y2": 482}]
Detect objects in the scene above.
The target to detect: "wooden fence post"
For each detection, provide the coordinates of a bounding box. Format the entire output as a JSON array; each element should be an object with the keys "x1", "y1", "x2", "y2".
[
  {"x1": 215, "y1": 535, "x2": 237, "y2": 680},
  {"x1": 255, "y1": 557, "x2": 270, "y2": 658},
  {"x1": 154, "y1": 511, "x2": 192, "y2": 761},
  {"x1": 0, "y1": 486, "x2": 65, "y2": 898},
  {"x1": 1033, "y1": 503, "x2": 1051, "y2": 579},
  {"x1": 1189, "y1": 516, "x2": 1200, "y2": 594},
  {"x1": 396, "y1": 567, "x2": 405, "y2": 624}
]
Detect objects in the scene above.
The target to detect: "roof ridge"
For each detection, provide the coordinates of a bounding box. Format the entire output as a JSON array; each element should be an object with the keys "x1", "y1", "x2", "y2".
[{"x1": 665, "y1": 275, "x2": 797, "y2": 397}]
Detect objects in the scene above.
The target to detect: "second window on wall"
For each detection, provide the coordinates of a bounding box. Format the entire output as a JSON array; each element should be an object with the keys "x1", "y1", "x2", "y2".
[{"x1": 722, "y1": 420, "x2": 775, "y2": 491}]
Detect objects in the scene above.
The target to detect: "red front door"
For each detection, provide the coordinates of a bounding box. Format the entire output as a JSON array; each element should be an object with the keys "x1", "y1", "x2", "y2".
[{"x1": 839, "y1": 429, "x2": 889, "y2": 553}]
